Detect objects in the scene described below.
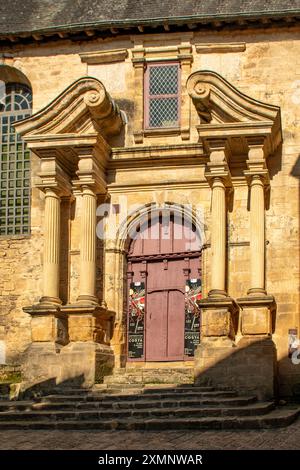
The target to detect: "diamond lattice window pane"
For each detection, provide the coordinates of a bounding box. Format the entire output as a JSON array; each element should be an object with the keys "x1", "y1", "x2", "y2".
[
  {"x1": 149, "y1": 65, "x2": 178, "y2": 95},
  {"x1": 149, "y1": 97, "x2": 178, "y2": 128}
]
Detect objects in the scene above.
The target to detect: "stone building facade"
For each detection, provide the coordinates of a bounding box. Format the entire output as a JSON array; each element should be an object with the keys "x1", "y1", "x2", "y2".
[{"x1": 0, "y1": 2, "x2": 300, "y2": 399}]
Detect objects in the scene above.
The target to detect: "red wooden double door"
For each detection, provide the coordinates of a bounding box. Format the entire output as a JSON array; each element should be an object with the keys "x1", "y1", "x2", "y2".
[{"x1": 127, "y1": 212, "x2": 202, "y2": 362}]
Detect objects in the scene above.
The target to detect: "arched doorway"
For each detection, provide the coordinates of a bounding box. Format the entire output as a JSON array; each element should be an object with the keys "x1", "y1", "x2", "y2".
[{"x1": 126, "y1": 207, "x2": 202, "y2": 362}]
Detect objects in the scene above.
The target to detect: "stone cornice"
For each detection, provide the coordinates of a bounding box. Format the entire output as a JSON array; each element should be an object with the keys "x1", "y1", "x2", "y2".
[
  {"x1": 79, "y1": 49, "x2": 128, "y2": 64},
  {"x1": 195, "y1": 42, "x2": 246, "y2": 54},
  {"x1": 111, "y1": 142, "x2": 204, "y2": 161}
]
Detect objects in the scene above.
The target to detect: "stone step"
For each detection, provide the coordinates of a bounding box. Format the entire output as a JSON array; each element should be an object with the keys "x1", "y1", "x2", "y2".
[
  {"x1": 117, "y1": 367, "x2": 194, "y2": 375},
  {"x1": 104, "y1": 368, "x2": 194, "y2": 385},
  {"x1": 0, "y1": 402, "x2": 275, "y2": 421},
  {"x1": 36, "y1": 390, "x2": 238, "y2": 403},
  {"x1": 0, "y1": 408, "x2": 298, "y2": 430},
  {"x1": 93, "y1": 383, "x2": 235, "y2": 394},
  {"x1": 46, "y1": 388, "x2": 93, "y2": 396},
  {"x1": 0, "y1": 395, "x2": 258, "y2": 412},
  {"x1": 0, "y1": 401, "x2": 33, "y2": 412},
  {"x1": 104, "y1": 375, "x2": 194, "y2": 385},
  {"x1": 10, "y1": 396, "x2": 257, "y2": 411},
  {"x1": 53, "y1": 385, "x2": 215, "y2": 394}
]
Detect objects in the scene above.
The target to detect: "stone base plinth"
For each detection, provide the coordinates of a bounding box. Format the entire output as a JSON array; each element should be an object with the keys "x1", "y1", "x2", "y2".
[
  {"x1": 21, "y1": 341, "x2": 115, "y2": 394},
  {"x1": 237, "y1": 295, "x2": 275, "y2": 335},
  {"x1": 61, "y1": 304, "x2": 115, "y2": 343},
  {"x1": 194, "y1": 336, "x2": 277, "y2": 400},
  {"x1": 23, "y1": 304, "x2": 68, "y2": 345},
  {"x1": 198, "y1": 296, "x2": 239, "y2": 339}
]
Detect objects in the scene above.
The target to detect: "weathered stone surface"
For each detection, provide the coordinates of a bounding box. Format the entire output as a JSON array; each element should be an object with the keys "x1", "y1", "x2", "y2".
[
  {"x1": 21, "y1": 342, "x2": 114, "y2": 391},
  {"x1": 195, "y1": 337, "x2": 277, "y2": 400},
  {"x1": 241, "y1": 307, "x2": 270, "y2": 335}
]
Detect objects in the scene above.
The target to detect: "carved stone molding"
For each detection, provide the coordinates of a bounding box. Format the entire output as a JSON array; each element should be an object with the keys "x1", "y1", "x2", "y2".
[
  {"x1": 80, "y1": 49, "x2": 128, "y2": 64},
  {"x1": 14, "y1": 77, "x2": 125, "y2": 194},
  {"x1": 195, "y1": 42, "x2": 246, "y2": 54},
  {"x1": 14, "y1": 77, "x2": 124, "y2": 150},
  {"x1": 131, "y1": 44, "x2": 193, "y2": 64}
]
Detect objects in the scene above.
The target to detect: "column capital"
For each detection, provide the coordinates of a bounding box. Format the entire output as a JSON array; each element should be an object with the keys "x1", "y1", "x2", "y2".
[
  {"x1": 244, "y1": 160, "x2": 270, "y2": 186},
  {"x1": 73, "y1": 149, "x2": 107, "y2": 195},
  {"x1": 205, "y1": 163, "x2": 232, "y2": 188},
  {"x1": 35, "y1": 158, "x2": 72, "y2": 197},
  {"x1": 204, "y1": 138, "x2": 232, "y2": 187},
  {"x1": 244, "y1": 135, "x2": 270, "y2": 185}
]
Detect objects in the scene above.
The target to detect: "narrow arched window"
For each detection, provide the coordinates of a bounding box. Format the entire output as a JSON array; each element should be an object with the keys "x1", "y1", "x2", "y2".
[{"x1": 0, "y1": 83, "x2": 32, "y2": 235}]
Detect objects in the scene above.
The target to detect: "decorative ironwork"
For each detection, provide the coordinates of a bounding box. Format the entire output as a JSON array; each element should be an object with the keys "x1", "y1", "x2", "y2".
[{"x1": 0, "y1": 83, "x2": 32, "y2": 236}]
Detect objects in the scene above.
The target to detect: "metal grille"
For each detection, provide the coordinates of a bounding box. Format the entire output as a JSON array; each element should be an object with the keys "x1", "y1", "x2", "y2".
[
  {"x1": 149, "y1": 97, "x2": 178, "y2": 128},
  {"x1": 146, "y1": 63, "x2": 180, "y2": 128},
  {"x1": 149, "y1": 65, "x2": 178, "y2": 95},
  {"x1": 0, "y1": 84, "x2": 32, "y2": 236}
]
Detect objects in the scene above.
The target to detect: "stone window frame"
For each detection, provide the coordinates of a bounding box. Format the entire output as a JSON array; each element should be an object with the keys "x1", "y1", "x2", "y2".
[
  {"x1": 132, "y1": 43, "x2": 193, "y2": 144},
  {"x1": 0, "y1": 82, "x2": 32, "y2": 237}
]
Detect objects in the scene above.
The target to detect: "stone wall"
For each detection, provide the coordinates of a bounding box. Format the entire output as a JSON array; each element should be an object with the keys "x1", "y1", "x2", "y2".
[{"x1": 0, "y1": 26, "x2": 300, "y2": 394}]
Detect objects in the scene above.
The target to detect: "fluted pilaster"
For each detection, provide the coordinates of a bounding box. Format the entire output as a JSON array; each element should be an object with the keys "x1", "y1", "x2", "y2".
[
  {"x1": 77, "y1": 186, "x2": 98, "y2": 304},
  {"x1": 40, "y1": 188, "x2": 61, "y2": 305},
  {"x1": 248, "y1": 175, "x2": 266, "y2": 295},
  {"x1": 209, "y1": 177, "x2": 227, "y2": 297}
]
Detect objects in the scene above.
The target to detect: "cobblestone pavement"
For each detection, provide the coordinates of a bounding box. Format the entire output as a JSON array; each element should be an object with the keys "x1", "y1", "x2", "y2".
[{"x1": 0, "y1": 418, "x2": 300, "y2": 450}]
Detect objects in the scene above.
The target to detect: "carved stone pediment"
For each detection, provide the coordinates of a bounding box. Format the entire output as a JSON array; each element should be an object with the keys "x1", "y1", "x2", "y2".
[
  {"x1": 14, "y1": 77, "x2": 124, "y2": 140},
  {"x1": 14, "y1": 77, "x2": 125, "y2": 192},
  {"x1": 187, "y1": 70, "x2": 282, "y2": 158}
]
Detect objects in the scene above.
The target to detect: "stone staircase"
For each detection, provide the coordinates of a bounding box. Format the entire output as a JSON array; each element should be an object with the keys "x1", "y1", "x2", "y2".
[{"x1": 0, "y1": 382, "x2": 299, "y2": 430}]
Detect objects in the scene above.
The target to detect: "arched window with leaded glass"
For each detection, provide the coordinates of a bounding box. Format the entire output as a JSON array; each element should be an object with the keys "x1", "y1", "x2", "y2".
[{"x1": 0, "y1": 83, "x2": 32, "y2": 235}]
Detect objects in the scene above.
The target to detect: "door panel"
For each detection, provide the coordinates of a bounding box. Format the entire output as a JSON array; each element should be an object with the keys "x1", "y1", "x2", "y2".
[
  {"x1": 146, "y1": 290, "x2": 167, "y2": 361},
  {"x1": 145, "y1": 258, "x2": 185, "y2": 361},
  {"x1": 167, "y1": 289, "x2": 185, "y2": 360}
]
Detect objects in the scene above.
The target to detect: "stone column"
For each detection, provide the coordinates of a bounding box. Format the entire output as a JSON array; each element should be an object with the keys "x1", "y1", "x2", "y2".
[
  {"x1": 77, "y1": 185, "x2": 98, "y2": 305},
  {"x1": 209, "y1": 177, "x2": 227, "y2": 298},
  {"x1": 195, "y1": 143, "x2": 239, "y2": 390},
  {"x1": 248, "y1": 174, "x2": 266, "y2": 296},
  {"x1": 24, "y1": 180, "x2": 69, "y2": 347},
  {"x1": 237, "y1": 142, "x2": 274, "y2": 336},
  {"x1": 40, "y1": 188, "x2": 61, "y2": 305},
  {"x1": 237, "y1": 144, "x2": 275, "y2": 395}
]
